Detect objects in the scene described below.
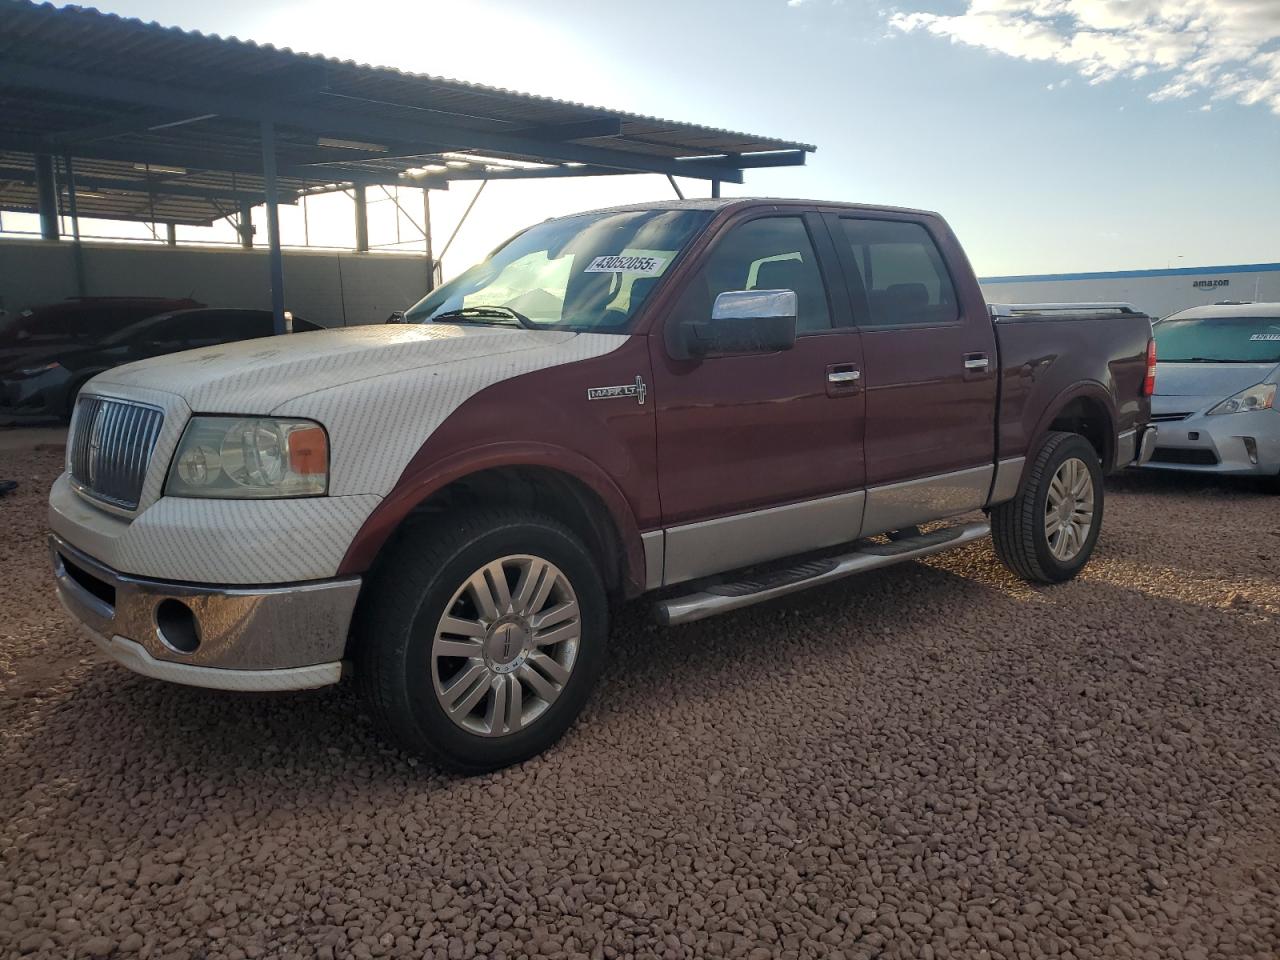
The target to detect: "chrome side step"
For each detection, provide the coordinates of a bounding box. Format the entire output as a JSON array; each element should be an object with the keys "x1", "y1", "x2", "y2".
[{"x1": 654, "y1": 520, "x2": 991, "y2": 626}]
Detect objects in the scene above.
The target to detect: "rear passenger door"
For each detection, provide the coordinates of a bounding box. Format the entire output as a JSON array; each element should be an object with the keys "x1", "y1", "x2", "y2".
[{"x1": 823, "y1": 212, "x2": 997, "y2": 535}]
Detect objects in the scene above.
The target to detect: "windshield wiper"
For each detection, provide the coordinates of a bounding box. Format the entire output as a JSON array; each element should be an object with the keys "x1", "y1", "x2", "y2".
[
  {"x1": 1164, "y1": 357, "x2": 1261, "y2": 363},
  {"x1": 431, "y1": 306, "x2": 536, "y2": 330}
]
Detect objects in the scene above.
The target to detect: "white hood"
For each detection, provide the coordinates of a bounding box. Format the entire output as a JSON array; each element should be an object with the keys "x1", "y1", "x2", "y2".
[
  {"x1": 92, "y1": 323, "x2": 580, "y2": 413},
  {"x1": 89, "y1": 322, "x2": 628, "y2": 498}
]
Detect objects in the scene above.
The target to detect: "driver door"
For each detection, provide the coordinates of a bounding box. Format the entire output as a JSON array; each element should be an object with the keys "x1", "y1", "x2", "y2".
[{"x1": 649, "y1": 210, "x2": 866, "y2": 585}]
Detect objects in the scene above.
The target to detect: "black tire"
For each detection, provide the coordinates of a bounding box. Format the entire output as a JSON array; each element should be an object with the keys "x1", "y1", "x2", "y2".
[
  {"x1": 355, "y1": 506, "x2": 609, "y2": 773},
  {"x1": 991, "y1": 431, "x2": 1104, "y2": 584}
]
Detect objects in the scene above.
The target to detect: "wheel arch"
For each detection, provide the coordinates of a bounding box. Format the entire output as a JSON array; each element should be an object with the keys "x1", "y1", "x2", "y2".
[
  {"x1": 1031, "y1": 381, "x2": 1117, "y2": 473},
  {"x1": 339, "y1": 443, "x2": 647, "y2": 600}
]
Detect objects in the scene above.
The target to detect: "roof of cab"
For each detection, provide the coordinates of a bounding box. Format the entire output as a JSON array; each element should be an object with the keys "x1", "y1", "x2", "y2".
[{"x1": 566, "y1": 197, "x2": 941, "y2": 218}]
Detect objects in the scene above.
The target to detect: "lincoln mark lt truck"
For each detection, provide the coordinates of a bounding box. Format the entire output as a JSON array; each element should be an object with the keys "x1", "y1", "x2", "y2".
[{"x1": 49, "y1": 199, "x2": 1157, "y2": 770}]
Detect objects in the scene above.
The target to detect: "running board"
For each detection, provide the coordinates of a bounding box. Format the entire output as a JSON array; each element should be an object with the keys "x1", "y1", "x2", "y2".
[{"x1": 654, "y1": 520, "x2": 991, "y2": 626}]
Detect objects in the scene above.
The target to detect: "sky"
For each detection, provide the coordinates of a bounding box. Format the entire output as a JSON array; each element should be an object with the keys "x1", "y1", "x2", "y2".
[{"x1": 10, "y1": 0, "x2": 1280, "y2": 278}]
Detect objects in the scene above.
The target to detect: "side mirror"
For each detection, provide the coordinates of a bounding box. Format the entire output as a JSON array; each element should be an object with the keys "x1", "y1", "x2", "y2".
[{"x1": 681, "y1": 289, "x2": 798, "y2": 359}]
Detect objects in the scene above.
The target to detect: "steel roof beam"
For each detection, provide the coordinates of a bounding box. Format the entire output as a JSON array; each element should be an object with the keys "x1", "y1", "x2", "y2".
[
  {"x1": 0, "y1": 166, "x2": 298, "y2": 205},
  {"x1": 53, "y1": 110, "x2": 219, "y2": 145},
  {"x1": 0, "y1": 134, "x2": 408, "y2": 188},
  {"x1": 0, "y1": 63, "x2": 748, "y2": 182},
  {"x1": 413, "y1": 164, "x2": 627, "y2": 186},
  {"x1": 716, "y1": 150, "x2": 808, "y2": 169},
  {"x1": 513, "y1": 118, "x2": 623, "y2": 141},
  {"x1": 0, "y1": 201, "x2": 216, "y2": 227}
]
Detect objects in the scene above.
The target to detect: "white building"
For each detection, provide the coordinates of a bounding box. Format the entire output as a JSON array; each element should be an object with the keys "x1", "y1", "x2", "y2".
[{"x1": 979, "y1": 262, "x2": 1280, "y2": 320}]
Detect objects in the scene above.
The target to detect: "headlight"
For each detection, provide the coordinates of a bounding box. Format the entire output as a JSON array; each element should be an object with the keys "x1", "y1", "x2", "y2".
[
  {"x1": 165, "y1": 417, "x2": 328, "y2": 498},
  {"x1": 1206, "y1": 382, "x2": 1275, "y2": 416}
]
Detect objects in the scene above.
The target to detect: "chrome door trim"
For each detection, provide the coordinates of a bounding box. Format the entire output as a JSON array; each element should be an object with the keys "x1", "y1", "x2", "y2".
[
  {"x1": 861, "y1": 464, "x2": 994, "y2": 537},
  {"x1": 987, "y1": 457, "x2": 1026, "y2": 506},
  {"x1": 662, "y1": 490, "x2": 866, "y2": 587}
]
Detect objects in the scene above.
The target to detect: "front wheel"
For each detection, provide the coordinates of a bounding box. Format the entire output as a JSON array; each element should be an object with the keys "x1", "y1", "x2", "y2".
[
  {"x1": 355, "y1": 507, "x2": 608, "y2": 772},
  {"x1": 991, "y1": 431, "x2": 1104, "y2": 584}
]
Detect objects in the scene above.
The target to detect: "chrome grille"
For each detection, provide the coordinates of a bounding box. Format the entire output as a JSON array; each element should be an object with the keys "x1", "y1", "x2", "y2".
[{"x1": 69, "y1": 396, "x2": 164, "y2": 511}]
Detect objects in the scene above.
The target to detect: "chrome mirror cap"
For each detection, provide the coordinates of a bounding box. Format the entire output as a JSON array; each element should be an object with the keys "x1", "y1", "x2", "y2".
[{"x1": 712, "y1": 289, "x2": 797, "y2": 322}]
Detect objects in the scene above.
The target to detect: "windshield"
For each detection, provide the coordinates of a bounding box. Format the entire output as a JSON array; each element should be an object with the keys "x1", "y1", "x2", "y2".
[
  {"x1": 1154, "y1": 315, "x2": 1280, "y2": 363},
  {"x1": 404, "y1": 208, "x2": 711, "y2": 332}
]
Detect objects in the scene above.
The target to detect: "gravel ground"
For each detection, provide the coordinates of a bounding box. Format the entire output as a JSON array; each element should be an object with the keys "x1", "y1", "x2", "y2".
[{"x1": 2, "y1": 439, "x2": 1278, "y2": 960}]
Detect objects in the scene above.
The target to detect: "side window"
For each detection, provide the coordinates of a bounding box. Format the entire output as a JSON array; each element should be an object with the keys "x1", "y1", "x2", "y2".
[
  {"x1": 673, "y1": 217, "x2": 831, "y2": 334},
  {"x1": 220, "y1": 312, "x2": 274, "y2": 341},
  {"x1": 837, "y1": 219, "x2": 959, "y2": 327},
  {"x1": 152, "y1": 312, "x2": 221, "y2": 343}
]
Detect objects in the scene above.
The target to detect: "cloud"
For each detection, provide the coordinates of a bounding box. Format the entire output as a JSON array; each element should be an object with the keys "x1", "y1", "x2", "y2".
[{"x1": 888, "y1": 0, "x2": 1280, "y2": 114}]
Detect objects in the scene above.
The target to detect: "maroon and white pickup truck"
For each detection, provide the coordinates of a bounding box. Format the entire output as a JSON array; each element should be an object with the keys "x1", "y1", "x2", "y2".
[{"x1": 49, "y1": 199, "x2": 1157, "y2": 770}]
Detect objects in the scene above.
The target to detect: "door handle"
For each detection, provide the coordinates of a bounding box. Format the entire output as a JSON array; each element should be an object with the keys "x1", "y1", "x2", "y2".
[
  {"x1": 826, "y1": 363, "x2": 861, "y2": 398},
  {"x1": 964, "y1": 354, "x2": 989, "y2": 372}
]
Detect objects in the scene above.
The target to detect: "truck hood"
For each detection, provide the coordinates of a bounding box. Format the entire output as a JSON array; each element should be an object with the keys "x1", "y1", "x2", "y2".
[
  {"x1": 88, "y1": 322, "x2": 629, "y2": 499},
  {"x1": 92, "y1": 323, "x2": 580, "y2": 412},
  {"x1": 1154, "y1": 361, "x2": 1278, "y2": 401}
]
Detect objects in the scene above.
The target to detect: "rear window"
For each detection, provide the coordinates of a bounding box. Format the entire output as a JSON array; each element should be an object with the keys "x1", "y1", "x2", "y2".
[
  {"x1": 1154, "y1": 316, "x2": 1280, "y2": 363},
  {"x1": 836, "y1": 219, "x2": 959, "y2": 327}
]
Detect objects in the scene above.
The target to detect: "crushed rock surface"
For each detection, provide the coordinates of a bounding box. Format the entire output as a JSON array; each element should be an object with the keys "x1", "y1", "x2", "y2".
[{"x1": 2, "y1": 441, "x2": 1278, "y2": 960}]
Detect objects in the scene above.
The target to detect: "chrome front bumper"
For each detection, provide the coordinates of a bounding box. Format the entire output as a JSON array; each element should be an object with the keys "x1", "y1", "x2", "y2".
[{"x1": 50, "y1": 534, "x2": 361, "y2": 691}]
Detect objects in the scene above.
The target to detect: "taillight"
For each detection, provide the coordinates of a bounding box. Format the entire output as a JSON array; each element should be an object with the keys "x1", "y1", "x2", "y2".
[{"x1": 1143, "y1": 338, "x2": 1157, "y2": 397}]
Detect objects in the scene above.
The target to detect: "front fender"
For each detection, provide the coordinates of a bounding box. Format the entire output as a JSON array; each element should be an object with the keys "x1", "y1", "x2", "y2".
[{"x1": 337, "y1": 441, "x2": 647, "y2": 593}]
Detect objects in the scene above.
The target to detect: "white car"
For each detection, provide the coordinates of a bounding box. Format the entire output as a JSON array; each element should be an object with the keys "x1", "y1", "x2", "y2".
[{"x1": 1144, "y1": 302, "x2": 1280, "y2": 490}]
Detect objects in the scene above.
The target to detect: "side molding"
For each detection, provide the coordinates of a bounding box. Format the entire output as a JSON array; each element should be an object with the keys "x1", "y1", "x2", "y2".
[
  {"x1": 987, "y1": 457, "x2": 1027, "y2": 506},
  {"x1": 662, "y1": 490, "x2": 865, "y2": 587},
  {"x1": 861, "y1": 465, "x2": 993, "y2": 538},
  {"x1": 641, "y1": 530, "x2": 664, "y2": 591}
]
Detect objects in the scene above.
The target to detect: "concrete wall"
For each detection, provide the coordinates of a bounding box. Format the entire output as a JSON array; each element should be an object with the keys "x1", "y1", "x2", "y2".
[
  {"x1": 980, "y1": 264, "x2": 1280, "y2": 320},
  {"x1": 0, "y1": 238, "x2": 432, "y2": 327}
]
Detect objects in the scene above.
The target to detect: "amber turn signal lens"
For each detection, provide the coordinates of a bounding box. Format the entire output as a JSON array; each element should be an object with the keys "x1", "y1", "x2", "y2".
[{"x1": 287, "y1": 425, "x2": 328, "y2": 476}]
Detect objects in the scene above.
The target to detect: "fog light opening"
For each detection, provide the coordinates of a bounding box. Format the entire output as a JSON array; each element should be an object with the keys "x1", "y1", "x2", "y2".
[
  {"x1": 155, "y1": 599, "x2": 201, "y2": 654},
  {"x1": 1243, "y1": 437, "x2": 1258, "y2": 465}
]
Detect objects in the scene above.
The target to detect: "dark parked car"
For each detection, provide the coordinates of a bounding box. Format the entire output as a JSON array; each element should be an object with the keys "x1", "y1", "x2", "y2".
[
  {"x1": 0, "y1": 296, "x2": 203, "y2": 371},
  {"x1": 2, "y1": 307, "x2": 318, "y2": 419}
]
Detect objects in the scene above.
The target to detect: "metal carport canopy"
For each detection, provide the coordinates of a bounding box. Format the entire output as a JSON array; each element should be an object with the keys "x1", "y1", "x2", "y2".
[{"x1": 0, "y1": 0, "x2": 815, "y2": 332}]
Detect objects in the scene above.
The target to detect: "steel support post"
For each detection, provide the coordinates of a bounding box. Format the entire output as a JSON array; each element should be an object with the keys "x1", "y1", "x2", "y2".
[
  {"x1": 423, "y1": 188, "x2": 435, "y2": 292},
  {"x1": 35, "y1": 154, "x2": 59, "y2": 240},
  {"x1": 62, "y1": 154, "x2": 86, "y2": 295},
  {"x1": 260, "y1": 120, "x2": 287, "y2": 335},
  {"x1": 354, "y1": 184, "x2": 369, "y2": 253},
  {"x1": 238, "y1": 201, "x2": 254, "y2": 249}
]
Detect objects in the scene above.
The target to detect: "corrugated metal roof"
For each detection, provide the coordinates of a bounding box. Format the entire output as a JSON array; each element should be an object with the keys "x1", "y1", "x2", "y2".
[{"x1": 0, "y1": 0, "x2": 814, "y2": 225}]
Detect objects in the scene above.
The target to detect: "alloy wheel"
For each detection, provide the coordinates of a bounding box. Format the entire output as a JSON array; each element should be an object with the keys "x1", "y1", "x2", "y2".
[
  {"x1": 1044, "y1": 457, "x2": 1095, "y2": 562},
  {"x1": 431, "y1": 555, "x2": 581, "y2": 737}
]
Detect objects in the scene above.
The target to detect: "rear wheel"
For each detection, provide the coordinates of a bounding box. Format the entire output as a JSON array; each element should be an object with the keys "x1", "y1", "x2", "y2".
[
  {"x1": 356, "y1": 507, "x2": 608, "y2": 772},
  {"x1": 991, "y1": 431, "x2": 1103, "y2": 584}
]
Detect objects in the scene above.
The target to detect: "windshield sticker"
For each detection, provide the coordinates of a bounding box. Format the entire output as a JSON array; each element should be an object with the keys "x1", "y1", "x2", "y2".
[
  {"x1": 584, "y1": 255, "x2": 667, "y2": 275},
  {"x1": 1250, "y1": 334, "x2": 1280, "y2": 341}
]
